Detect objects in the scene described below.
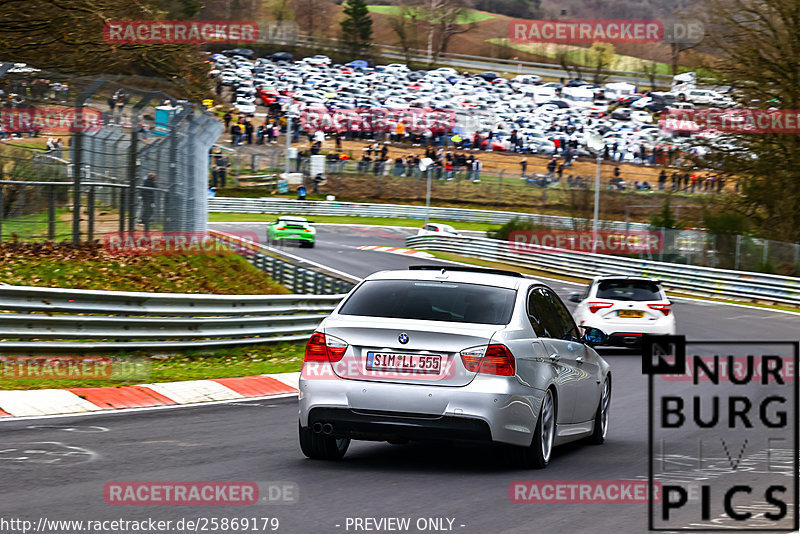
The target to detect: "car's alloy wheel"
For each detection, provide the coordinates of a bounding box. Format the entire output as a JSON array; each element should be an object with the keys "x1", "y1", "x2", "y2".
[
  {"x1": 298, "y1": 422, "x2": 350, "y2": 460},
  {"x1": 505, "y1": 389, "x2": 556, "y2": 469},
  {"x1": 589, "y1": 378, "x2": 611, "y2": 444},
  {"x1": 539, "y1": 389, "x2": 555, "y2": 463}
]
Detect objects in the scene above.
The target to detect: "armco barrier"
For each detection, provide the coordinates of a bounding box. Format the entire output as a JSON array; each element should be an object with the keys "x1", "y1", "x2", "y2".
[
  {"x1": 0, "y1": 286, "x2": 344, "y2": 353},
  {"x1": 405, "y1": 235, "x2": 800, "y2": 306},
  {"x1": 208, "y1": 197, "x2": 647, "y2": 231}
]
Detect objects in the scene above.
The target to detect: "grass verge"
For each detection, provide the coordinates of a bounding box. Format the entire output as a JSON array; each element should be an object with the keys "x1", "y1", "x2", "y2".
[{"x1": 0, "y1": 242, "x2": 288, "y2": 294}]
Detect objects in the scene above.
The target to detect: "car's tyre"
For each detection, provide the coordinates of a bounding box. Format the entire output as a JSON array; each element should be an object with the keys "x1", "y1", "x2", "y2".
[
  {"x1": 588, "y1": 377, "x2": 611, "y2": 445},
  {"x1": 298, "y1": 422, "x2": 350, "y2": 460},
  {"x1": 506, "y1": 388, "x2": 556, "y2": 469}
]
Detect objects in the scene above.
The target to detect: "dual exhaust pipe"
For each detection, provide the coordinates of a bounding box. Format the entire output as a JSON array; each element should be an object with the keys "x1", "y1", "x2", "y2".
[{"x1": 312, "y1": 422, "x2": 334, "y2": 435}]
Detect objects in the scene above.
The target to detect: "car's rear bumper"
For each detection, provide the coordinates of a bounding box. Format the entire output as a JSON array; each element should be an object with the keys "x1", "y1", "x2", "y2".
[
  {"x1": 306, "y1": 407, "x2": 492, "y2": 443},
  {"x1": 273, "y1": 234, "x2": 314, "y2": 243},
  {"x1": 298, "y1": 369, "x2": 542, "y2": 447}
]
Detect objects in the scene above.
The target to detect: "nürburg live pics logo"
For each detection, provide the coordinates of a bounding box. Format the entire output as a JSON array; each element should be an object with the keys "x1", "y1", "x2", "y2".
[{"x1": 644, "y1": 335, "x2": 798, "y2": 531}]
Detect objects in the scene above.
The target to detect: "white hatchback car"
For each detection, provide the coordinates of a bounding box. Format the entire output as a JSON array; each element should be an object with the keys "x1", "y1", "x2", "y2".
[
  {"x1": 416, "y1": 223, "x2": 461, "y2": 237},
  {"x1": 570, "y1": 276, "x2": 676, "y2": 348}
]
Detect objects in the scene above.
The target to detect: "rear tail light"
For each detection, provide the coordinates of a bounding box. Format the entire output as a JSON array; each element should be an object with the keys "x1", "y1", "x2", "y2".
[
  {"x1": 304, "y1": 332, "x2": 348, "y2": 363},
  {"x1": 460, "y1": 344, "x2": 516, "y2": 376},
  {"x1": 648, "y1": 303, "x2": 671, "y2": 316},
  {"x1": 588, "y1": 302, "x2": 614, "y2": 314},
  {"x1": 460, "y1": 346, "x2": 485, "y2": 372}
]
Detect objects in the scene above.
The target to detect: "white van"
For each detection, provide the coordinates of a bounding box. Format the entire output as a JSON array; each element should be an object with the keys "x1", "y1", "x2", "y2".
[
  {"x1": 604, "y1": 82, "x2": 636, "y2": 100},
  {"x1": 521, "y1": 85, "x2": 557, "y2": 104}
]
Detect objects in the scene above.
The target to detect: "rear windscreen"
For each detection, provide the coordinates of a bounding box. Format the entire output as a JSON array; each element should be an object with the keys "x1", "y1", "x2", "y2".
[
  {"x1": 338, "y1": 280, "x2": 516, "y2": 325},
  {"x1": 596, "y1": 280, "x2": 662, "y2": 301}
]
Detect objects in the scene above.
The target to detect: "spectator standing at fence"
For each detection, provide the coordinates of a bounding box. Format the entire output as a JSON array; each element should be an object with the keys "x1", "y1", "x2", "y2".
[
  {"x1": 690, "y1": 173, "x2": 698, "y2": 193},
  {"x1": 230, "y1": 122, "x2": 241, "y2": 145},
  {"x1": 244, "y1": 119, "x2": 254, "y2": 144},
  {"x1": 546, "y1": 157, "x2": 557, "y2": 176},
  {"x1": 140, "y1": 173, "x2": 157, "y2": 228},
  {"x1": 472, "y1": 158, "x2": 482, "y2": 182},
  {"x1": 658, "y1": 170, "x2": 667, "y2": 190},
  {"x1": 213, "y1": 153, "x2": 229, "y2": 188}
]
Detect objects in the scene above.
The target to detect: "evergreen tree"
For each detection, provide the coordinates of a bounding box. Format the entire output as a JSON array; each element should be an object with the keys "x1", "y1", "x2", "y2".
[{"x1": 340, "y1": 0, "x2": 373, "y2": 56}]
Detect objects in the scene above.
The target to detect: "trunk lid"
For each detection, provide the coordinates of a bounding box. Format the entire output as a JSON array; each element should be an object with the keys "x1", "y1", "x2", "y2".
[{"x1": 323, "y1": 316, "x2": 499, "y2": 387}]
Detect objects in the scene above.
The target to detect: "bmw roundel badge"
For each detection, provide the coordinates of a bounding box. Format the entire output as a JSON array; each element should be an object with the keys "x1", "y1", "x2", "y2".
[{"x1": 398, "y1": 333, "x2": 409, "y2": 344}]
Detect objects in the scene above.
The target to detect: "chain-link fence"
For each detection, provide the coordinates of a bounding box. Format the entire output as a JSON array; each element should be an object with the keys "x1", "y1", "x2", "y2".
[{"x1": 0, "y1": 63, "x2": 222, "y2": 242}]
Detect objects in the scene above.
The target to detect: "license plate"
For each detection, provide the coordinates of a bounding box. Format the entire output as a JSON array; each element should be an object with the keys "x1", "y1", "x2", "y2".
[
  {"x1": 618, "y1": 310, "x2": 644, "y2": 318},
  {"x1": 365, "y1": 352, "x2": 442, "y2": 374},
  {"x1": 290, "y1": 235, "x2": 301, "y2": 239}
]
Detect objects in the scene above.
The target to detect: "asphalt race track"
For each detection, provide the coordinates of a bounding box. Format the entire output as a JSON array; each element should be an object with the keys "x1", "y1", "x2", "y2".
[{"x1": 0, "y1": 222, "x2": 797, "y2": 534}]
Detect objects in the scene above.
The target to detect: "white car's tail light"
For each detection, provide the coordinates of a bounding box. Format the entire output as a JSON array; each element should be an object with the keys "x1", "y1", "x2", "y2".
[
  {"x1": 460, "y1": 344, "x2": 516, "y2": 376},
  {"x1": 648, "y1": 303, "x2": 671, "y2": 316},
  {"x1": 304, "y1": 332, "x2": 348, "y2": 363},
  {"x1": 588, "y1": 302, "x2": 614, "y2": 314}
]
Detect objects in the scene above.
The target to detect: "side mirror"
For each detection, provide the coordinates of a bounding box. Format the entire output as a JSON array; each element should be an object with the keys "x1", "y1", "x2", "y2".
[
  {"x1": 582, "y1": 327, "x2": 607, "y2": 347},
  {"x1": 569, "y1": 294, "x2": 581, "y2": 303}
]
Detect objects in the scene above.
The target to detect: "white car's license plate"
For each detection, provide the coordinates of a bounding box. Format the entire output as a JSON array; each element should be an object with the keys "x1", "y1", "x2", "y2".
[{"x1": 365, "y1": 352, "x2": 441, "y2": 374}]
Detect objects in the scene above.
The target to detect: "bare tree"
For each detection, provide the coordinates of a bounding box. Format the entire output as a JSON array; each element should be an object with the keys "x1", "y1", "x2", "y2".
[
  {"x1": 293, "y1": 0, "x2": 333, "y2": 36},
  {"x1": 586, "y1": 42, "x2": 615, "y2": 84},
  {"x1": 555, "y1": 48, "x2": 581, "y2": 80},
  {"x1": 387, "y1": 2, "x2": 422, "y2": 63},
  {"x1": 640, "y1": 60, "x2": 660, "y2": 91},
  {"x1": 417, "y1": 0, "x2": 476, "y2": 66}
]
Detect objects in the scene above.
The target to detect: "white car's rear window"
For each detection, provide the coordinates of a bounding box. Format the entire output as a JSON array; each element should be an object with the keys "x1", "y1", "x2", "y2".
[
  {"x1": 339, "y1": 280, "x2": 516, "y2": 324},
  {"x1": 596, "y1": 280, "x2": 662, "y2": 301}
]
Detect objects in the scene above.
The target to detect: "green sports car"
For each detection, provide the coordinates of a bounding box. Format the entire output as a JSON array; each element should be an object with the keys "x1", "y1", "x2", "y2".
[{"x1": 267, "y1": 216, "x2": 316, "y2": 247}]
